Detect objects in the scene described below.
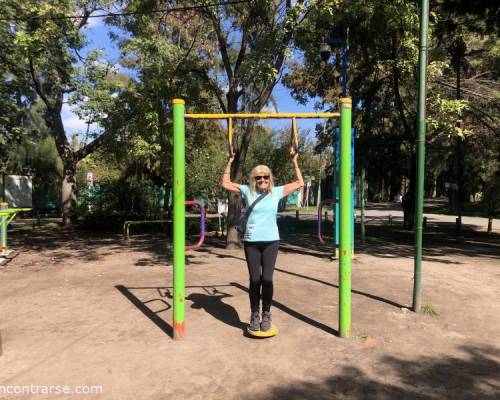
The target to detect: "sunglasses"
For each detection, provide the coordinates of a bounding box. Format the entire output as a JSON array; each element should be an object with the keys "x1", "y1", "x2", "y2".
[{"x1": 255, "y1": 175, "x2": 270, "y2": 181}]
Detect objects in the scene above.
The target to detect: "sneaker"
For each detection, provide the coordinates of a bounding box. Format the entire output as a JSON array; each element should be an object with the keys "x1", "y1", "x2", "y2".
[
  {"x1": 249, "y1": 311, "x2": 260, "y2": 331},
  {"x1": 261, "y1": 311, "x2": 272, "y2": 331}
]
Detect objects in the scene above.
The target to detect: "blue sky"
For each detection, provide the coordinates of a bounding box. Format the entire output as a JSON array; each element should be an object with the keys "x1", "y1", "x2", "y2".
[{"x1": 63, "y1": 19, "x2": 326, "y2": 140}]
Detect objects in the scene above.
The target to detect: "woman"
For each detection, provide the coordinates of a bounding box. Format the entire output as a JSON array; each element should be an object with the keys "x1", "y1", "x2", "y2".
[{"x1": 221, "y1": 153, "x2": 304, "y2": 332}]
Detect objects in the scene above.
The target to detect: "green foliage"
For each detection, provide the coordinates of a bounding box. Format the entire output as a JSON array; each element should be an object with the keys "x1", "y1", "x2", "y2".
[
  {"x1": 283, "y1": 0, "x2": 499, "y2": 213},
  {"x1": 245, "y1": 126, "x2": 322, "y2": 187},
  {"x1": 2, "y1": 0, "x2": 499, "y2": 228},
  {"x1": 185, "y1": 145, "x2": 226, "y2": 202},
  {"x1": 428, "y1": 95, "x2": 473, "y2": 138},
  {"x1": 10, "y1": 135, "x2": 62, "y2": 210}
]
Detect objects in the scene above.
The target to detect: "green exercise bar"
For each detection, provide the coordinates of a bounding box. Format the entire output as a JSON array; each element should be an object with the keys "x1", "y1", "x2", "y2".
[
  {"x1": 0, "y1": 203, "x2": 31, "y2": 256},
  {"x1": 339, "y1": 98, "x2": 352, "y2": 338},
  {"x1": 172, "y1": 99, "x2": 186, "y2": 339}
]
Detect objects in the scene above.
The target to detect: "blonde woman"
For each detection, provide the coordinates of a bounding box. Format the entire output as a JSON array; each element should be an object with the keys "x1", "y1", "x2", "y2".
[{"x1": 221, "y1": 153, "x2": 304, "y2": 332}]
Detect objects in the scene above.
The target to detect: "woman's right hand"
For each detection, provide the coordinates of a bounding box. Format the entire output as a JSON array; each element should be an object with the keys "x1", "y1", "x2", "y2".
[{"x1": 228, "y1": 153, "x2": 235, "y2": 164}]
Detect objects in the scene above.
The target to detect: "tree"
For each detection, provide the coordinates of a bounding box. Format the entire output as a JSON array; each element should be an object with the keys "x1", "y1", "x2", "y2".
[
  {"x1": 0, "y1": 3, "x2": 35, "y2": 179},
  {"x1": 110, "y1": 0, "x2": 318, "y2": 247},
  {"x1": 5, "y1": 0, "x2": 122, "y2": 224},
  {"x1": 284, "y1": 0, "x2": 499, "y2": 227},
  {"x1": 284, "y1": 0, "x2": 424, "y2": 227},
  {"x1": 433, "y1": 0, "x2": 500, "y2": 219}
]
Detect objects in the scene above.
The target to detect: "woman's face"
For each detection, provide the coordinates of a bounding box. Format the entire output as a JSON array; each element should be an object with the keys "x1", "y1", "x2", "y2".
[{"x1": 254, "y1": 171, "x2": 270, "y2": 191}]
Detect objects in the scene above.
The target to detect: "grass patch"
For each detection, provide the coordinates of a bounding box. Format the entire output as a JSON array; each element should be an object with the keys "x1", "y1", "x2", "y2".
[
  {"x1": 421, "y1": 304, "x2": 440, "y2": 317},
  {"x1": 356, "y1": 332, "x2": 368, "y2": 340}
]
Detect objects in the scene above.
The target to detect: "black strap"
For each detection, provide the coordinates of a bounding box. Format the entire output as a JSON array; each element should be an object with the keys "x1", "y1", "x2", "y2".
[
  {"x1": 238, "y1": 192, "x2": 268, "y2": 234},
  {"x1": 245, "y1": 192, "x2": 268, "y2": 217}
]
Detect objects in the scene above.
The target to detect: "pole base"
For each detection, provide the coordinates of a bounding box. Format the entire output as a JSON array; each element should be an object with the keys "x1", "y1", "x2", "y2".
[{"x1": 173, "y1": 322, "x2": 185, "y2": 339}]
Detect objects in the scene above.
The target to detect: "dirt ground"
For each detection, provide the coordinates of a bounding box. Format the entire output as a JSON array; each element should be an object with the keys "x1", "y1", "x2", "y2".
[{"x1": 0, "y1": 215, "x2": 499, "y2": 399}]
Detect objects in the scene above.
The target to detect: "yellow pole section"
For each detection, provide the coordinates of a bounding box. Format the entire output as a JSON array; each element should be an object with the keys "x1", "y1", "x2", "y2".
[
  {"x1": 227, "y1": 117, "x2": 234, "y2": 156},
  {"x1": 185, "y1": 112, "x2": 339, "y2": 120},
  {"x1": 290, "y1": 117, "x2": 299, "y2": 153}
]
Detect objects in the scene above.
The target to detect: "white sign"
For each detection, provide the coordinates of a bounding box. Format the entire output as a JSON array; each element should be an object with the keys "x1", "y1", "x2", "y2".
[{"x1": 217, "y1": 199, "x2": 228, "y2": 215}]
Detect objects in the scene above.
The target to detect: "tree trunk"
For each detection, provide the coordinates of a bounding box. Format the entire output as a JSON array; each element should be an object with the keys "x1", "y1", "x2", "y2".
[
  {"x1": 226, "y1": 191, "x2": 242, "y2": 248},
  {"x1": 61, "y1": 159, "x2": 77, "y2": 226},
  {"x1": 225, "y1": 120, "x2": 256, "y2": 249},
  {"x1": 47, "y1": 98, "x2": 79, "y2": 227}
]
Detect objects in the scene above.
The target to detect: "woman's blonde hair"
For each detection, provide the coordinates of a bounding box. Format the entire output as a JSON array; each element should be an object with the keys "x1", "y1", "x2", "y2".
[{"x1": 249, "y1": 165, "x2": 274, "y2": 196}]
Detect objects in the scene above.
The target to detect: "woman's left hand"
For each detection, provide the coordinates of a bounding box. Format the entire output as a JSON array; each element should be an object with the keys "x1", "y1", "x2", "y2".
[{"x1": 290, "y1": 150, "x2": 298, "y2": 164}]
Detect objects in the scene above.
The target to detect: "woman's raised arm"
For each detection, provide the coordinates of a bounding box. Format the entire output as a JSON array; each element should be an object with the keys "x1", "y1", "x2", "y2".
[
  {"x1": 283, "y1": 152, "x2": 305, "y2": 197},
  {"x1": 221, "y1": 155, "x2": 241, "y2": 194}
]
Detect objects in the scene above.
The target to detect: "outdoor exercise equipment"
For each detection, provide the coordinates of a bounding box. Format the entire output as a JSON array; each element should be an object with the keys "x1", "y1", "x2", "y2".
[
  {"x1": 170, "y1": 0, "x2": 429, "y2": 337},
  {"x1": 246, "y1": 324, "x2": 279, "y2": 338},
  {"x1": 171, "y1": 98, "x2": 352, "y2": 339},
  {"x1": 0, "y1": 202, "x2": 31, "y2": 259},
  {"x1": 122, "y1": 200, "x2": 205, "y2": 251},
  {"x1": 227, "y1": 117, "x2": 234, "y2": 156},
  {"x1": 332, "y1": 127, "x2": 355, "y2": 257},
  {"x1": 290, "y1": 117, "x2": 299, "y2": 155},
  {"x1": 123, "y1": 219, "x2": 171, "y2": 239}
]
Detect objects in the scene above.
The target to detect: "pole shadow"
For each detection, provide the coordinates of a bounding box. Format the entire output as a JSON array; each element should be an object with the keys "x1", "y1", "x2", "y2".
[
  {"x1": 275, "y1": 267, "x2": 406, "y2": 309},
  {"x1": 230, "y1": 282, "x2": 339, "y2": 337},
  {"x1": 115, "y1": 285, "x2": 240, "y2": 338},
  {"x1": 115, "y1": 285, "x2": 173, "y2": 337}
]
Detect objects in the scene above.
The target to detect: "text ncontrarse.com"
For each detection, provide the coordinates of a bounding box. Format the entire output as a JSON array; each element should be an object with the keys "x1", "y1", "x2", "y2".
[{"x1": 0, "y1": 384, "x2": 103, "y2": 396}]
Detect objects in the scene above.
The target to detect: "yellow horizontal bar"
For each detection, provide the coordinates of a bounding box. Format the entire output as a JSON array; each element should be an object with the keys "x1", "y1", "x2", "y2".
[
  {"x1": 185, "y1": 112, "x2": 339, "y2": 120},
  {"x1": 0, "y1": 208, "x2": 31, "y2": 216}
]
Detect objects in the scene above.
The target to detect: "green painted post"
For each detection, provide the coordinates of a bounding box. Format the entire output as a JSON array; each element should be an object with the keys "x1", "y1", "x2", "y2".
[
  {"x1": 172, "y1": 99, "x2": 186, "y2": 339},
  {"x1": 339, "y1": 98, "x2": 352, "y2": 338},
  {"x1": 413, "y1": 0, "x2": 429, "y2": 313},
  {"x1": 1, "y1": 217, "x2": 6, "y2": 255},
  {"x1": 0, "y1": 202, "x2": 7, "y2": 255}
]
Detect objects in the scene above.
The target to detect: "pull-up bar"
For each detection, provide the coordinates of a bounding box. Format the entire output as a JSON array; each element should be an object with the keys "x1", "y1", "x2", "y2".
[
  {"x1": 170, "y1": 98, "x2": 352, "y2": 340},
  {"x1": 185, "y1": 112, "x2": 339, "y2": 119}
]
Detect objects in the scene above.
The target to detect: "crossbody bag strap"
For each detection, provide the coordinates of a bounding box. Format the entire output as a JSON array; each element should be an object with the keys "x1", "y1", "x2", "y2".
[{"x1": 244, "y1": 192, "x2": 268, "y2": 219}]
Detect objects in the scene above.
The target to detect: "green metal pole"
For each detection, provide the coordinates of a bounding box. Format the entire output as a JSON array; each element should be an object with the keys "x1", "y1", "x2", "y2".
[
  {"x1": 1, "y1": 216, "x2": 6, "y2": 255},
  {"x1": 0, "y1": 203, "x2": 7, "y2": 255},
  {"x1": 172, "y1": 99, "x2": 186, "y2": 338},
  {"x1": 339, "y1": 97, "x2": 352, "y2": 337},
  {"x1": 413, "y1": 0, "x2": 429, "y2": 313}
]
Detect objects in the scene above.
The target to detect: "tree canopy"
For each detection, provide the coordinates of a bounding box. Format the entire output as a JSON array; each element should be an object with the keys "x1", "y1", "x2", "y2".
[{"x1": 2, "y1": 0, "x2": 499, "y2": 233}]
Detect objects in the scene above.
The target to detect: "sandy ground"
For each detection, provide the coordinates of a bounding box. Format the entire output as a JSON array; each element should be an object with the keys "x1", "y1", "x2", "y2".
[{"x1": 0, "y1": 214, "x2": 499, "y2": 399}]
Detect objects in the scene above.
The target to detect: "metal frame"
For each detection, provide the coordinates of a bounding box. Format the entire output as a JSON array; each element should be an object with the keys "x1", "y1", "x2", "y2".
[{"x1": 171, "y1": 99, "x2": 352, "y2": 339}]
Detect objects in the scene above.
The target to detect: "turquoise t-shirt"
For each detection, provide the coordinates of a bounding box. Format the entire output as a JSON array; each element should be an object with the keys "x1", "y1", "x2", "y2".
[{"x1": 240, "y1": 184, "x2": 285, "y2": 242}]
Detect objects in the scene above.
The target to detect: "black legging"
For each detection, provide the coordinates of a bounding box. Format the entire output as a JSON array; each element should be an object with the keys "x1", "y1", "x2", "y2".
[{"x1": 243, "y1": 241, "x2": 279, "y2": 313}]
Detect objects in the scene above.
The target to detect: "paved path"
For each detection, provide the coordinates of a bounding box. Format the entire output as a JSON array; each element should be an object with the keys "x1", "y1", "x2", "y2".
[{"x1": 279, "y1": 202, "x2": 498, "y2": 232}]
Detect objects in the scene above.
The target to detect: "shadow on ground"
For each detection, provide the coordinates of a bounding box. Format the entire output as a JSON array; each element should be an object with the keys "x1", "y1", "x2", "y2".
[
  {"x1": 252, "y1": 344, "x2": 500, "y2": 400},
  {"x1": 115, "y1": 284, "x2": 245, "y2": 338},
  {"x1": 115, "y1": 282, "x2": 341, "y2": 337}
]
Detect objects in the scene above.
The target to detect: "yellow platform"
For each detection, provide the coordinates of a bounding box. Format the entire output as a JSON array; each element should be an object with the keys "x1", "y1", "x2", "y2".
[{"x1": 246, "y1": 324, "x2": 278, "y2": 338}]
